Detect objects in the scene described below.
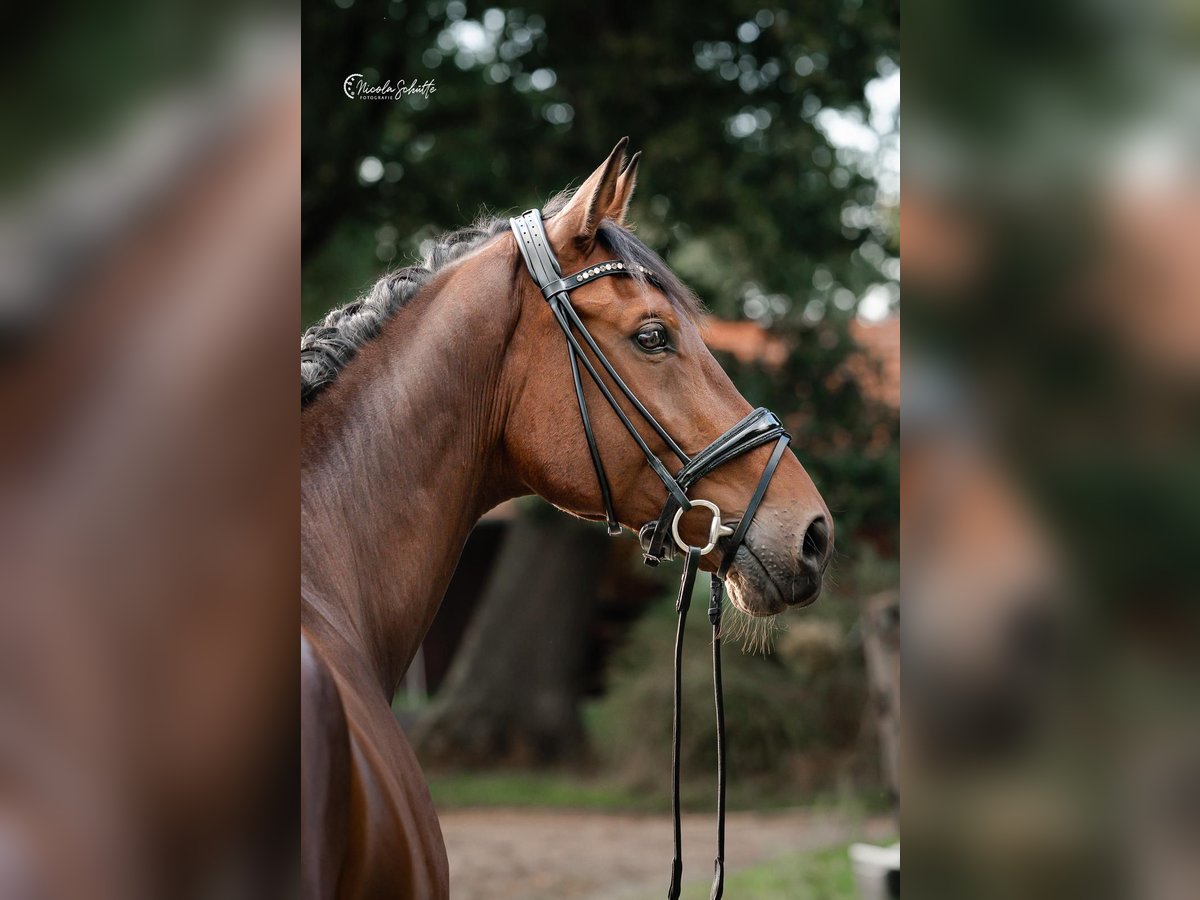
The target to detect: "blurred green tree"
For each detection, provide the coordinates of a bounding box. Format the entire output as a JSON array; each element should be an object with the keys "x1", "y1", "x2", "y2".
[{"x1": 303, "y1": 2, "x2": 898, "y2": 312}]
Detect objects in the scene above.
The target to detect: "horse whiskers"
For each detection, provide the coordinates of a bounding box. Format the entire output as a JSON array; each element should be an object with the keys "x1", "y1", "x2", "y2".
[{"x1": 719, "y1": 595, "x2": 785, "y2": 655}]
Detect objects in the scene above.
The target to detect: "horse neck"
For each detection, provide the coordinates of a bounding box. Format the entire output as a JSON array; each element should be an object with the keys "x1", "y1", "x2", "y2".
[{"x1": 301, "y1": 261, "x2": 518, "y2": 694}]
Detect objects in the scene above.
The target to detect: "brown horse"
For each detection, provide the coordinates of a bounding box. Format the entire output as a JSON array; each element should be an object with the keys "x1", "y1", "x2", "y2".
[{"x1": 300, "y1": 142, "x2": 832, "y2": 899}]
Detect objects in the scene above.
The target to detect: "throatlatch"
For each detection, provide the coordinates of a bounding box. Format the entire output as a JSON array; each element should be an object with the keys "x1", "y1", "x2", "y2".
[{"x1": 509, "y1": 208, "x2": 792, "y2": 900}]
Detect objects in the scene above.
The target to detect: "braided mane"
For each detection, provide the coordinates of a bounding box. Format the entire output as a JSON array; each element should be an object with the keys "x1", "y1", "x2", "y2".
[
  {"x1": 301, "y1": 194, "x2": 699, "y2": 406},
  {"x1": 300, "y1": 217, "x2": 509, "y2": 405}
]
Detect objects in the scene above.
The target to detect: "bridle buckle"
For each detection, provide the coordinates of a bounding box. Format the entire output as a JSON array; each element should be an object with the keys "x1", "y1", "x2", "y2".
[{"x1": 671, "y1": 499, "x2": 734, "y2": 556}]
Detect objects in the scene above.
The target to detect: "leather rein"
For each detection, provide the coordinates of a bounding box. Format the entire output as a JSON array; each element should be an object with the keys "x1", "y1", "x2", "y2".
[{"x1": 510, "y1": 209, "x2": 791, "y2": 899}]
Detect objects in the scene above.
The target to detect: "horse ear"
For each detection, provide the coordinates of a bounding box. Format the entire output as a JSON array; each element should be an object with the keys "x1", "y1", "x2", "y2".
[
  {"x1": 608, "y1": 150, "x2": 641, "y2": 225},
  {"x1": 546, "y1": 138, "x2": 628, "y2": 253}
]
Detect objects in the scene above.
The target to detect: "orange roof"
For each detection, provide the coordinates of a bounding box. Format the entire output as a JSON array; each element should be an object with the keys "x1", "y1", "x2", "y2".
[
  {"x1": 700, "y1": 319, "x2": 790, "y2": 367},
  {"x1": 702, "y1": 316, "x2": 900, "y2": 410},
  {"x1": 848, "y1": 318, "x2": 900, "y2": 410}
]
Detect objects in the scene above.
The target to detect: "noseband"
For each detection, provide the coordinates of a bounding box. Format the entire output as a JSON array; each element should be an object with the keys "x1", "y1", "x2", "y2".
[{"x1": 510, "y1": 209, "x2": 793, "y2": 899}]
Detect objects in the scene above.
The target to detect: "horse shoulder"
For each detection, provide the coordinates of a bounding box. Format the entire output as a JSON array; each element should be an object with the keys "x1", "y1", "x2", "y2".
[
  {"x1": 301, "y1": 632, "x2": 352, "y2": 900},
  {"x1": 302, "y1": 630, "x2": 449, "y2": 900}
]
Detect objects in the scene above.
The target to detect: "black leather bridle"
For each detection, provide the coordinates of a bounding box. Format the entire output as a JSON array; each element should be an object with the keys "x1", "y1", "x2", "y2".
[{"x1": 511, "y1": 209, "x2": 794, "y2": 898}]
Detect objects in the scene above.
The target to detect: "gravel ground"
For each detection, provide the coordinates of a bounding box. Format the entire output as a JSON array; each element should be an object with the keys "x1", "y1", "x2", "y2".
[{"x1": 440, "y1": 808, "x2": 893, "y2": 900}]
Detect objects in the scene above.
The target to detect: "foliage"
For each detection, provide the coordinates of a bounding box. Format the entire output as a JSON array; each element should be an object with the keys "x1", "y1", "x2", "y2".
[{"x1": 301, "y1": 0, "x2": 901, "y2": 318}]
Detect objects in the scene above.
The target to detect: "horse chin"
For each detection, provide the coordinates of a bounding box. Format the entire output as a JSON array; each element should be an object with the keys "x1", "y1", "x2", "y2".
[
  {"x1": 724, "y1": 541, "x2": 823, "y2": 617},
  {"x1": 724, "y1": 547, "x2": 791, "y2": 618}
]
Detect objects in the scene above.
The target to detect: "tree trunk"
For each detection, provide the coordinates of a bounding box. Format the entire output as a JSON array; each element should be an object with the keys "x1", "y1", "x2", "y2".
[{"x1": 411, "y1": 513, "x2": 606, "y2": 767}]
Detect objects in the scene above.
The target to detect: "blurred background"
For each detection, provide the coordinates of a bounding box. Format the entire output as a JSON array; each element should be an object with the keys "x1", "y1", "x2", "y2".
[
  {"x1": 303, "y1": 1, "x2": 899, "y2": 898},
  {"x1": 905, "y1": 0, "x2": 1199, "y2": 898},
  {"x1": 1, "y1": 3, "x2": 299, "y2": 899}
]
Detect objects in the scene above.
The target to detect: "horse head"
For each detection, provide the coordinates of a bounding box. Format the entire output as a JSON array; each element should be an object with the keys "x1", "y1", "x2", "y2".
[{"x1": 501, "y1": 141, "x2": 832, "y2": 616}]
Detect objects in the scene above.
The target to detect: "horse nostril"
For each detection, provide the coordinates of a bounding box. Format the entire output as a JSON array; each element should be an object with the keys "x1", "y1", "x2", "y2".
[{"x1": 801, "y1": 516, "x2": 832, "y2": 571}]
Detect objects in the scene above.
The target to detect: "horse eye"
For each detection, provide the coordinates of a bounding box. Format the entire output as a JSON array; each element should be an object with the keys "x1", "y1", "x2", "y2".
[{"x1": 635, "y1": 325, "x2": 668, "y2": 352}]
